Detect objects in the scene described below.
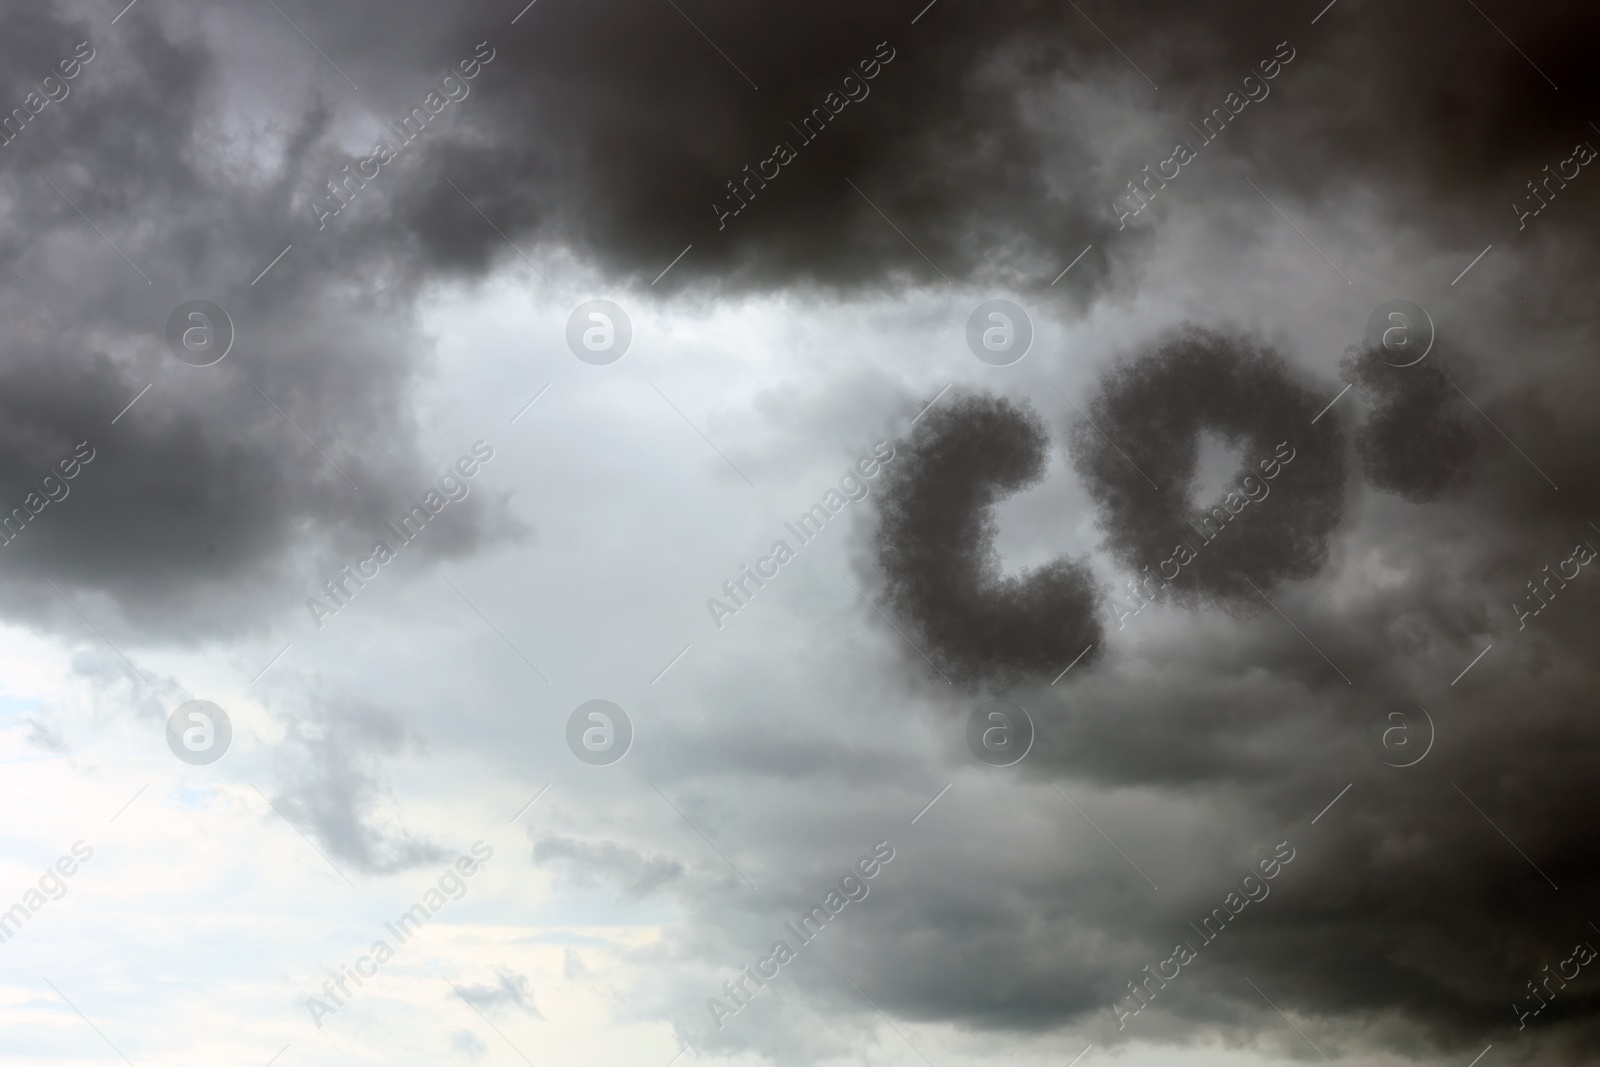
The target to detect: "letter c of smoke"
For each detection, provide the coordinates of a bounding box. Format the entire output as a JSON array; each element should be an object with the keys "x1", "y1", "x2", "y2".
[{"x1": 872, "y1": 394, "x2": 1102, "y2": 690}]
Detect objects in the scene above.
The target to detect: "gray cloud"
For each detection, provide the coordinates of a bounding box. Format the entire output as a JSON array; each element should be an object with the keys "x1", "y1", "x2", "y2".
[
  {"x1": 268, "y1": 695, "x2": 445, "y2": 875},
  {"x1": 453, "y1": 967, "x2": 540, "y2": 1018},
  {"x1": 533, "y1": 835, "x2": 686, "y2": 900},
  {"x1": 450, "y1": 1029, "x2": 488, "y2": 1059}
]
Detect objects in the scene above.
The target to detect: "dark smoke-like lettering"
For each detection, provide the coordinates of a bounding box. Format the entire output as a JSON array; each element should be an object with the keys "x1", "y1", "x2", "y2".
[
  {"x1": 872, "y1": 395, "x2": 1102, "y2": 690},
  {"x1": 1068, "y1": 326, "x2": 1346, "y2": 608},
  {"x1": 1340, "y1": 346, "x2": 1477, "y2": 503}
]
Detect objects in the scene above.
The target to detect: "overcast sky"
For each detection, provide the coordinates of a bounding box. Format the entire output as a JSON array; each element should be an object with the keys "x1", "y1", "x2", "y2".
[{"x1": 1, "y1": 1, "x2": 1598, "y2": 1065}]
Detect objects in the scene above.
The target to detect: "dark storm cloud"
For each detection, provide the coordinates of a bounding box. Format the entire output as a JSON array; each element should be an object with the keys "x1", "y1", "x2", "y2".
[
  {"x1": 872, "y1": 394, "x2": 1102, "y2": 691},
  {"x1": 712, "y1": 317, "x2": 1589, "y2": 1061},
  {"x1": 1052, "y1": 655, "x2": 1600, "y2": 1061},
  {"x1": 397, "y1": 0, "x2": 1130, "y2": 294},
  {"x1": 1249, "y1": 2, "x2": 1600, "y2": 250},
  {"x1": 0, "y1": 4, "x2": 516, "y2": 640},
  {"x1": 333, "y1": 0, "x2": 1600, "y2": 297},
  {"x1": 836, "y1": 323, "x2": 1600, "y2": 1062},
  {"x1": 722, "y1": 571, "x2": 1600, "y2": 1065},
  {"x1": 5, "y1": 0, "x2": 1595, "y2": 641}
]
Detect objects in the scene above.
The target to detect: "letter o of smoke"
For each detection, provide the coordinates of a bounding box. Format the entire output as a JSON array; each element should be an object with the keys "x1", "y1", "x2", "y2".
[
  {"x1": 873, "y1": 395, "x2": 1102, "y2": 690},
  {"x1": 1068, "y1": 326, "x2": 1345, "y2": 608},
  {"x1": 1339, "y1": 345, "x2": 1476, "y2": 502}
]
